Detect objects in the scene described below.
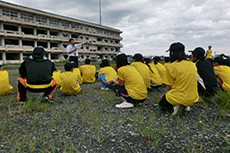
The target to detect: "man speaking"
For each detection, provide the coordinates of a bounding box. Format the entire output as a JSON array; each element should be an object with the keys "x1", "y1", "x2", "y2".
[{"x1": 66, "y1": 38, "x2": 91, "y2": 67}]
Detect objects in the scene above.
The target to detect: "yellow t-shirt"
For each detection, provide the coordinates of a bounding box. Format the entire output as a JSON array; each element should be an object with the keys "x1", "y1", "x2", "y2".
[
  {"x1": 117, "y1": 65, "x2": 147, "y2": 100},
  {"x1": 131, "y1": 62, "x2": 151, "y2": 88},
  {"x1": 206, "y1": 49, "x2": 212, "y2": 59},
  {"x1": 60, "y1": 71, "x2": 81, "y2": 95},
  {"x1": 164, "y1": 62, "x2": 171, "y2": 67},
  {"x1": 97, "y1": 66, "x2": 117, "y2": 83},
  {"x1": 214, "y1": 65, "x2": 230, "y2": 91},
  {"x1": 73, "y1": 68, "x2": 83, "y2": 84},
  {"x1": 148, "y1": 63, "x2": 162, "y2": 85},
  {"x1": 79, "y1": 65, "x2": 96, "y2": 83},
  {"x1": 52, "y1": 70, "x2": 61, "y2": 87},
  {"x1": 155, "y1": 62, "x2": 166, "y2": 78},
  {"x1": 163, "y1": 60, "x2": 199, "y2": 106},
  {"x1": 0, "y1": 71, "x2": 13, "y2": 95}
]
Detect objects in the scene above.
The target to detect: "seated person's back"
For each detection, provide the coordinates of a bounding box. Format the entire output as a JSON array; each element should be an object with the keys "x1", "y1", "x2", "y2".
[
  {"x1": 0, "y1": 63, "x2": 13, "y2": 95},
  {"x1": 79, "y1": 59, "x2": 96, "y2": 83},
  {"x1": 60, "y1": 62, "x2": 81, "y2": 95}
]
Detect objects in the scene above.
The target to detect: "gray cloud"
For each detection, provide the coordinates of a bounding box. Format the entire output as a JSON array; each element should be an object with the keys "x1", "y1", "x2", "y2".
[{"x1": 4, "y1": 0, "x2": 230, "y2": 56}]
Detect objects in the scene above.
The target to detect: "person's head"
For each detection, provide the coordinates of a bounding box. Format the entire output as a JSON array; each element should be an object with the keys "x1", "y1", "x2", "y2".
[
  {"x1": 219, "y1": 54, "x2": 230, "y2": 66},
  {"x1": 143, "y1": 58, "x2": 151, "y2": 64},
  {"x1": 116, "y1": 53, "x2": 128, "y2": 70},
  {"x1": 85, "y1": 58, "x2": 92, "y2": 65},
  {"x1": 208, "y1": 45, "x2": 212, "y2": 50},
  {"x1": 164, "y1": 57, "x2": 170, "y2": 63},
  {"x1": 133, "y1": 53, "x2": 143, "y2": 62},
  {"x1": 153, "y1": 56, "x2": 162, "y2": 64},
  {"x1": 70, "y1": 61, "x2": 76, "y2": 68},
  {"x1": 100, "y1": 59, "x2": 110, "y2": 68},
  {"x1": 32, "y1": 46, "x2": 46, "y2": 59},
  {"x1": 0, "y1": 63, "x2": 3, "y2": 71},
  {"x1": 167, "y1": 42, "x2": 187, "y2": 63},
  {"x1": 69, "y1": 38, "x2": 75, "y2": 45},
  {"x1": 191, "y1": 47, "x2": 205, "y2": 62},
  {"x1": 213, "y1": 56, "x2": 223, "y2": 66},
  {"x1": 64, "y1": 62, "x2": 73, "y2": 72}
]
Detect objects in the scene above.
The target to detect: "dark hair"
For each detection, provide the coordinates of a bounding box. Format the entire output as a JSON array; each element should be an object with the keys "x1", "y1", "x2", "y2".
[
  {"x1": 133, "y1": 53, "x2": 143, "y2": 62},
  {"x1": 153, "y1": 56, "x2": 161, "y2": 64},
  {"x1": 219, "y1": 54, "x2": 230, "y2": 66},
  {"x1": 164, "y1": 57, "x2": 170, "y2": 63},
  {"x1": 100, "y1": 59, "x2": 110, "y2": 68},
  {"x1": 170, "y1": 51, "x2": 187, "y2": 63},
  {"x1": 144, "y1": 58, "x2": 154, "y2": 74},
  {"x1": 85, "y1": 58, "x2": 91, "y2": 64},
  {"x1": 116, "y1": 53, "x2": 128, "y2": 70},
  {"x1": 64, "y1": 62, "x2": 73, "y2": 71},
  {"x1": 69, "y1": 38, "x2": 74, "y2": 42}
]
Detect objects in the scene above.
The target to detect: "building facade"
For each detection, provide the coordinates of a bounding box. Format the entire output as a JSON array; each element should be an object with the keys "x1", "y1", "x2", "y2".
[{"x1": 0, "y1": 1, "x2": 122, "y2": 63}]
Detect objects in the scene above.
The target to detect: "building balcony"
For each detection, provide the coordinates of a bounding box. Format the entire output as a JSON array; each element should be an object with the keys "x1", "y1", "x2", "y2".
[{"x1": 0, "y1": 15, "x2": 122, "y2": 40}]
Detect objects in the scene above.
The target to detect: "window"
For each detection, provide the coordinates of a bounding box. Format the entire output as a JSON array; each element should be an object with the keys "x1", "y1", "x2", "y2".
[
  {"x1": 71, "y1": 24, "x2": 79, "y2": 30},
  {"x1": 2, "y1": 10, "x2": 18, "y2": 18},
  {"x1": 21, "y1": 13, "x2": 34, "y2": 22},
  {"x1": 49, "y1": 19, "x2": 59, "y2": 26},
  {"x1": 36, "y1": 17, "x2": 47, "y2": 25},
  {"x1": 61, "y1": 22, "x2": 69, "y2": 28}
]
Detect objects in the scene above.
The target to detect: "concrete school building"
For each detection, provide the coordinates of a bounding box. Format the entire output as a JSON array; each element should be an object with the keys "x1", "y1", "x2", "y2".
[{"x1": 0, "y1": 1, "x2": 123, "y2": 64}]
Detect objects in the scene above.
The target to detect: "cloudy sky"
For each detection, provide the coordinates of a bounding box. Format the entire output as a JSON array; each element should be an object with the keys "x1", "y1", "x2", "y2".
[{"x1": 3, "y1": 0, "x2": 230, "y2": 56}]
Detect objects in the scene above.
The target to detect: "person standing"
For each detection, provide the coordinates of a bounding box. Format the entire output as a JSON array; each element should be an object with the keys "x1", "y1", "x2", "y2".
[
  {"x1": 206, "y1": 45, "x2": 213, "y2": 62},
  {"x1": 66, "y1": 38, "x2": 91, "y2": 67}
]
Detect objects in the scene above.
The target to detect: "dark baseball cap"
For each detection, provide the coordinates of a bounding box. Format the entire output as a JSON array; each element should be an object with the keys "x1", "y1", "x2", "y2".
[
  {"x1": 189, "y1": 47, "x2": 205, "y2": 56},
  {"x1": 166, "y1": 42, "x2": 185, "y2": 52},
  {"x1": 133, "y1": 53, "x2": 143, "y2": 61},
  {"x1": 0, "y1": 63, "x2": 3, "y2": 67}
]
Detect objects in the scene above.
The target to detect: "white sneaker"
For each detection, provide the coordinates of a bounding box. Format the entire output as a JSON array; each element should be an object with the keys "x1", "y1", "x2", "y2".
[
  {"x1": 115, "y1": 101, "x2": 134, "y2": 109},
  {"x1": 185, "y1": 107, "x2": 191, "y2": 112},
  {"x1": 101, "y1": 87, "x2": 109, "y2": 91},
  {"x1": 172, "y1": 105, "x2": 184, "y2": 116}
]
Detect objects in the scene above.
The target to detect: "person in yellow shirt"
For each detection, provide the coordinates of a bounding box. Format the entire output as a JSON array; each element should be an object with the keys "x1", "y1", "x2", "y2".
[
  {"x1": 0, "y1": 63, "x2": 13, "y2": 95},
  {"x1": 60, "y1": 62, "x2": 81, "y2": 95},
  {"x1": 164, "y1": 57, "x2": 171, "y2": 67},
  {"x1": 159, "y1": 42, "x2": 199, "y2": 116},
  {"x1": 206, "y1": 45, "x2": 213, "y2": 62},
  {"x1": 71, "y1": 62, "x2": 83, "y2": 84},
  {"x1": 109, "y1": 53, "x2": 147, "y2": 109},
  {"x1": 131, "y1": 53, "x2": 151, "y2": 88},
  {"x1": 213, "y1": 56, "x2": 230, "y2": 91},
  {"x1": 97, "y1": 59, "x2": 117, "y2": 90},
  {"x1": 52, "y1": 68, "x2": 61, "y2": 88},
  {"x1": 152, "y1": 56, "x2": 166, "y2": 78},
  {"x1": 144, "y1": 58, "x2": 163, "y2": 87},
  {"x1": 79, "y1": 59, "x2": 96, "y2": 83}
]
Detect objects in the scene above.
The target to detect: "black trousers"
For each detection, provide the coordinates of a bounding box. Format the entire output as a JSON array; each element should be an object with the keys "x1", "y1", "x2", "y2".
[
  {"x1": 69, "y1": 56, "x2": 78, "y2": 68},
  {"x1": 17, "y1": 77, "x2": 57, "y2": 102},
  {"x1": 113, "y1": 85, "x2": 146, "y2": 106},
  {"x1": 159, "y1": 95, "x2": 174, "y2": 112}
]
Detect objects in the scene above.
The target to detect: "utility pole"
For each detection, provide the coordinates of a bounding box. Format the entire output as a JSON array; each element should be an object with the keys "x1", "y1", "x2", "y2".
[{"x1": 99, "y1": 0, "x2": 102, "y2": 25}]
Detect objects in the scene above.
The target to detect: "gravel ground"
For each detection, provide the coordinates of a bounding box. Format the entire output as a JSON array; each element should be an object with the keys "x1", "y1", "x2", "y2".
[{"x1": 0, "y1": 68, "x2": 230, "y2": 153}]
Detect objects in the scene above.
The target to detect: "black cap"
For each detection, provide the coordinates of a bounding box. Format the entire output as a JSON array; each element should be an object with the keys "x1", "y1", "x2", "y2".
[
  {"x1": 133, "y1": 53, "x2": 143, "y2": 61},
  {"x1": 100, "y1": 59, "x2": 110, "y2": 67},
  {"x1": 164, "y1": 57, "x2": 170, "y2": 63},
  {"x1": 64, "y1": 62, "x2": 73, "y2": 71},
  {"x1": 0, "y1": 63, "x2": 3, "y2": 67},
  {"x1": 190, "y1": 47, "x2": 205, "y2": 56},
  {"x1": 144, "y1": 58, "x2": 151, "y2": 64},
  {"x1": 166, "y1": 42, "x2": 185, "y2": 53}
]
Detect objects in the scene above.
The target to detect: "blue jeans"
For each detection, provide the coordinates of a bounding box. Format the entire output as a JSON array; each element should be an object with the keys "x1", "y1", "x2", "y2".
[{"x1": 99, "y1": 74, "x2": 113, "y2": 88}]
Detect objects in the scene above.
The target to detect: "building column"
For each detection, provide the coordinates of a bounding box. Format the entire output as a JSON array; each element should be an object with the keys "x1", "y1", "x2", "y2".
[
  {"x1": 34, "y1": 41, "x2": 37, "y2": 47},
  {"x1": 18, "y1": 25, "x2": 21, "y2": 32},
  {"x1": 0, "y1": 23, "x2": 3, "y2": 30},
  {"x1": 33, "y1": 28, "x2": 37, "y2": 35},
  {"x1": 48, "y1": 41, "x2": 51, "y2": 49},
  {"x1": 19, "y1": 39, "x2": 22, "y2": 46},
  {"x1": 58, "y1": 54, "x2": 65, "y2": 61},
  {"x1": 48, "y1": 53, "x2": 51, "y2": 60},
  {"x1": 1, "y1": 38, "x2": 5, "y2": 47},
  {"x1": 20, "y1": 52, "x2": 23, "y2": 62},
  {"x1": 47, "y1": 30, "x2": 50, "y2": 35},
  {"x1": 2, "y1": 52, "x2": 6, "y2": 64}
]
